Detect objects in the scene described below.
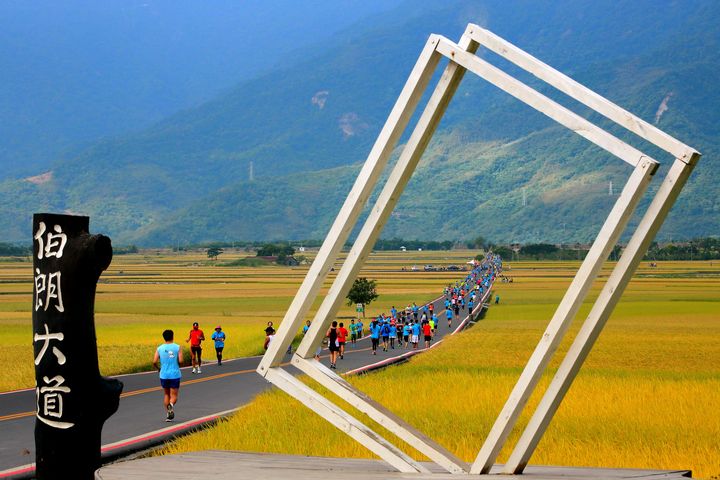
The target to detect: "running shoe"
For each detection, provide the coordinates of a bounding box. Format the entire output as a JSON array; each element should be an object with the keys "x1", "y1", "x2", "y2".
[
  {"x1": 197, "y1": 367, "x2": 202, "y2": 374},
  {"x1": 192, "y1": 367, "x2": 197, "y2": 374},
  {"x1": 166, "y1": 403, "x2": 175, "y2": 421}
]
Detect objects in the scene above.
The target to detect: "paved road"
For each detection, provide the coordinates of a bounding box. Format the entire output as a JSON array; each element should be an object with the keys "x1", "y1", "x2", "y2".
[{"x1": 0, "y1": 272, "x2": 494, "y2": 478}]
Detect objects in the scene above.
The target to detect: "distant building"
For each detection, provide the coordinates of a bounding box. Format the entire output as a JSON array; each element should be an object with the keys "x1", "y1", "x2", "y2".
[{"x1": 400, "y1": 246, "x2": 407, "y2": 252}]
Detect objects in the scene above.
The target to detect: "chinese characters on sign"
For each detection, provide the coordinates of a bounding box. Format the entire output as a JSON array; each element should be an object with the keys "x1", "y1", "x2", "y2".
[
  {"x1": 33, "y1": 221, "x2": 72, "y2": 429},
  {"x1": 36, "y1": 376, "x2": 73, "y2": 429},
  {"x1": 33, "y1": 213, "x2": 122, "y2": 479}
]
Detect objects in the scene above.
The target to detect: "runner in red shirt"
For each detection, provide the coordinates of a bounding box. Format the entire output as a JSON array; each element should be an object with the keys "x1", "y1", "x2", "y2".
[
  {"x1": 185, "y1": 322, "x2": 205, "y2": 374},
  {"x1": 422, "y1": 321, "x2": 432, "y2": 348},
  {"x1": 337, "y1": 322, "x2": 349, "y2": 359}
]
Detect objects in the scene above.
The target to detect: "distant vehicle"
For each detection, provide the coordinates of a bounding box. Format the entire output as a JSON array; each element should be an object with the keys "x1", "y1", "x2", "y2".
[
  {"x1": 424, "y1": 264, "x2": 437, "y2": 271},
  {"x1": 447, "y1": 265, "x2": 461, "y2": 271},
  {"x1": 411, "y1": 265, "x2": 418, "y2": 271}
]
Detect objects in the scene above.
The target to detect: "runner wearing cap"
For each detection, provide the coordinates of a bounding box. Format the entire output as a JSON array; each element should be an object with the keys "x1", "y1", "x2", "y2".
[{"x1": 211, "y1": 325, "x2": 226, "y2": 366}]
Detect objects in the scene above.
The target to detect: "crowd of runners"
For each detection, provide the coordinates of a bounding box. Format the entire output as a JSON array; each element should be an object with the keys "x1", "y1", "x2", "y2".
[
  {"x1": 153, "y1": 254, "x2": 501, "y2": 420},
  {"x1": 323, "y1": 254, "x2": 501, "y2": 369}
]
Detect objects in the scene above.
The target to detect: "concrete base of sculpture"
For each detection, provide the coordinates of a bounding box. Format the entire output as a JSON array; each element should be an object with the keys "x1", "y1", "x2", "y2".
[{"x1": 95, "y1": 451, "x2": 692, "y2": 479}]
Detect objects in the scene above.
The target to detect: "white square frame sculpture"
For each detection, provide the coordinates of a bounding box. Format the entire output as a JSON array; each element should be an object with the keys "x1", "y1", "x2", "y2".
[{"x1": 257, "y1": 24, "x2": 701, "y2": 475}]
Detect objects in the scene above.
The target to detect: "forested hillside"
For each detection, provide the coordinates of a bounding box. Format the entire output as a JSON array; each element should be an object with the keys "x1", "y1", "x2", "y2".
[
  {"x1": 1, "y1": 0, "x2": 717, "y2": 245},
  {"x1": 0, "y1": 0, "x2": 401, "y2": 177}
]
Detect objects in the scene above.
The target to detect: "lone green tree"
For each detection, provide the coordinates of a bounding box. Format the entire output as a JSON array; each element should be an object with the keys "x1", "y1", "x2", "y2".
[
  {"x1": 346, "y1": 277, "x2": 379, "y2": 318},
  {"x1": 207, "y1": 247, "x2": 223, "y2": 260}
]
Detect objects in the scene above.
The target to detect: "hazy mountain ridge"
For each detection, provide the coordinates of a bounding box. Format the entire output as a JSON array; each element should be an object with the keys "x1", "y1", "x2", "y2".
[
  {"x1": 0, "y1": 0, "x2": 403, "y2": 177},
  {"x1": 1, "y1": 0, "x2": 717, "y2": 245}
]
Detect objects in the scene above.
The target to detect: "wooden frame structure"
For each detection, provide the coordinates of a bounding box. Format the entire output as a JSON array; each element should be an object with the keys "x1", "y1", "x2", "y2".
[{"x1": 257, "y1": 24, "x2": 701, "y2": 475}]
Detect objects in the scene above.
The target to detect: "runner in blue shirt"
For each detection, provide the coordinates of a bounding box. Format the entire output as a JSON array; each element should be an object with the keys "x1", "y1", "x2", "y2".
[
  {"x1": 211, "y1": 325, "x2": 226, "y2": 366},
  {"x1": 411, "y1": 322, "x2": 421, "y2": 349},
  {"x1": 389, "y1": 323, "x2": 397, "y2": 349},
  {"x1": 153, "y1": 329, "x2": 183, "y2": 422},
  {"x1": 445, "y1": 307, "x2": 453, "y2": 328},
  {"x1": 349, "y1": 319, "x2": 358, "y2": 346},
  {"x1": 402, "y1": 323, "x2": 411, "y2": 349},
  {"x1": 381, "y1": 321, "x2": 391, "y2": 352},
  {"x1": 370, "y1": 320, "x2": 382, "y2": 355}
]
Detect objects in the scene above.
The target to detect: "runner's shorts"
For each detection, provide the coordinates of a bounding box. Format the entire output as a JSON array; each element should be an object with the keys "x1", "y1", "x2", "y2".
[{"x1": 160, "y1": 378, "x2": 180, "y2": 389}]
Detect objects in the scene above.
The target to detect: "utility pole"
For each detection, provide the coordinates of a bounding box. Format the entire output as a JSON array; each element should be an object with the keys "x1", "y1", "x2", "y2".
[
  {"x1": 522, "y1": 188, "x2": 527, "y2": 207},
  {"x1": 609, "y1": 181, "x2": 614, "y2": 196},
  {"x1": 249, "y1": 161, "x2": 255, "y2": 182}
]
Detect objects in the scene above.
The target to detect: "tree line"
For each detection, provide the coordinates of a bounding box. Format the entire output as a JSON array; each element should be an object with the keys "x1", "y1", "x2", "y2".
[
  {"x1": 488, "y1": 239, "x2": 720, "y2": 262},
  {"x1": 3, "y1": 238, "x2": 718, "y2": 261}
]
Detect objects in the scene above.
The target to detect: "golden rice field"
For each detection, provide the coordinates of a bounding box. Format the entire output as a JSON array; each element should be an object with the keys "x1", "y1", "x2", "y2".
[
  {"x1": 0, "y1": 249, "x2": 471, "y2": 392},
  {"x1": 156, "y1": 257, "x2": 720, "y2": 479}
]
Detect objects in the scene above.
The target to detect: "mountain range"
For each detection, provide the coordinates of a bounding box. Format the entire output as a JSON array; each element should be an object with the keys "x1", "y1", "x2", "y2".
[{"x1": 1, "y1": 0, "x2": 718, "y2": 246}]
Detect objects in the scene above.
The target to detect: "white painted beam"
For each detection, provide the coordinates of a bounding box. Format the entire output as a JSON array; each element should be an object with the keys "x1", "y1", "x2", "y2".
[
  {"x1": 264, "y1": 368, "x2": 429, "y2": 473},
  {"x1": 257, "y1": 35, "x2": 442, "y2": 374},
  {"x1": 470, "y1": 158, "x2": 658, "y2": 474},
  {"x1": 295, "y1": 28, "x2": 479, "y2": 362},
  {"x1": 293, "y1": 357, "x2": 469, "y2": 473},
  {"x1": 466, "y1": 26, "x2": 698, "y2": 163},
  {"x1": 503, "y1": 155, "x2": 700, "y2": 474},
  {"x1": 253, "y1": 23, "x2": 700, "y2": 477},
  {"x1": 435, "y1": 37, "x2": 655, "y2": 168}
]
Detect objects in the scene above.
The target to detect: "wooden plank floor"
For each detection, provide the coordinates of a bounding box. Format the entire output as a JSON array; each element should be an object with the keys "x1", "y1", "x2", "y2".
[{"x1": 95, "y1": 451, "x2": 692, "y2": 479}]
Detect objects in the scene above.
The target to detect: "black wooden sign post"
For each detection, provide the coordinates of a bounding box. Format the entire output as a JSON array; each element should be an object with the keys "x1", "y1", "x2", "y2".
[{"x1": 32, "y1": 213, "x2": 123, "y2": 479}]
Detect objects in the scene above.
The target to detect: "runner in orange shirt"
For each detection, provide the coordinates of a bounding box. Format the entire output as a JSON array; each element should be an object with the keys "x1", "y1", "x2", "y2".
[
  {"x1": 337, "y1": 322, "x2": 349, "y2": 359},
  {"x1": 422, "y1": 321, "x2": 432, "y2": 348},
  {"x1": 186, "y1": 322, "x2": 205, "y2": 374}
]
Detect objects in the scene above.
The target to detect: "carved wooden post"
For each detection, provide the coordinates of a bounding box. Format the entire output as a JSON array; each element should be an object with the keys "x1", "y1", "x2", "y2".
[{"x1": 32, "y1": 213, "x2": 123, "y2": 479}]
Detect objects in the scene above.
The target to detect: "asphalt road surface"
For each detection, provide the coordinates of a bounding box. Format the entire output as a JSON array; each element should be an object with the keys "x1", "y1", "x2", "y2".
[{"x1": 0, "y1": 275, "x2": 493, "y2": 478}]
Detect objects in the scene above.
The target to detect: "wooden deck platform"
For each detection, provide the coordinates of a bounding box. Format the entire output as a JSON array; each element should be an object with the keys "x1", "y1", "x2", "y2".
[{"x1": 95, "y1": 451, "x2": 692, "y2": 479}]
